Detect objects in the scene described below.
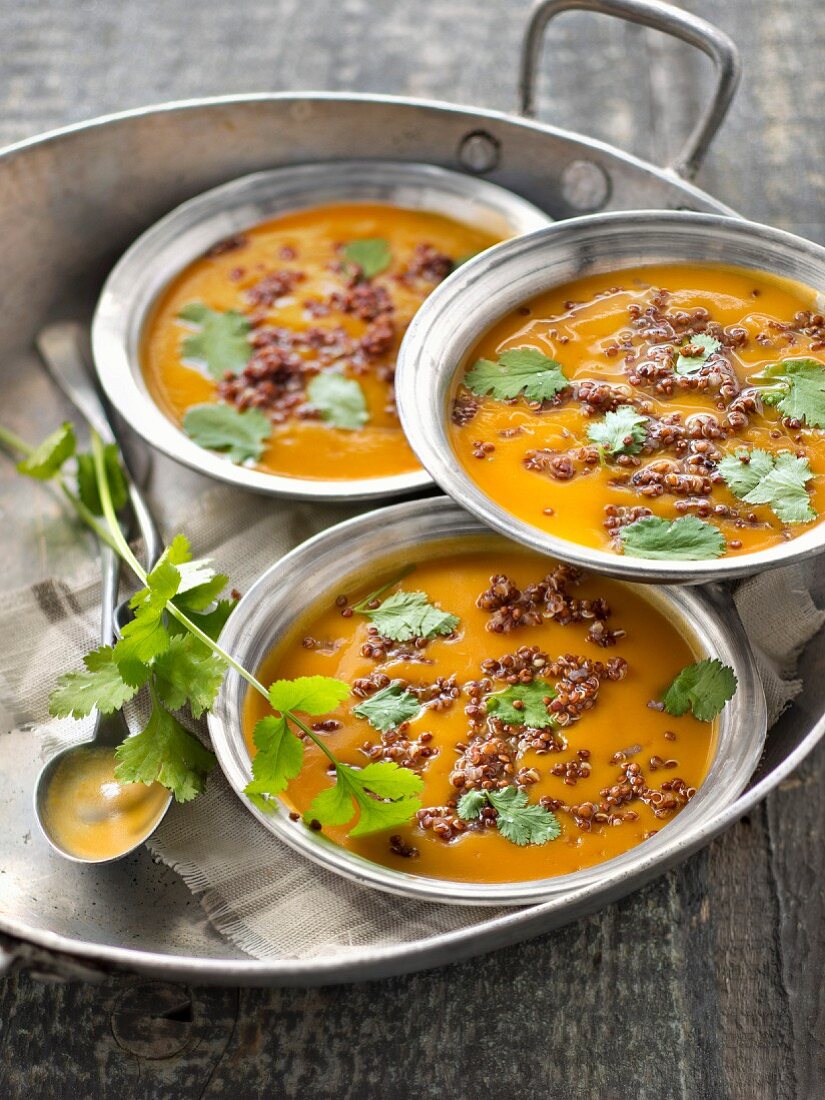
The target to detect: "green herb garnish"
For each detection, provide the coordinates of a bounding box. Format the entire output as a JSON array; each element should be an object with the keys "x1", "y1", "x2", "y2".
[
  {"x1": 464, "y1": 348, "x2": 569, "y2": 402},
  {"x1": 587, "y1": 407, "x2": 648, "y2": 456},
  {"x1": 178, "y1": 302, "x2": 252, "y2": 378},
  {"x1": 183, "y1": 403, "x2": 270, "y2": 464},
  {"x1": 675, "y1": 333, "x2": 723, "y2": 375},
  {"x1": 354, "y1": 585, "x2": 460, "y2": 643},
  {"x1": 307, "y1": 373, "x2": 369, "y2": 430},
  {"x1": 16, "y1": 421, "x2": 76, "y2": 479},
  {"x1": 485, "y1": 680, "x2": 557, "y2": 728},
  {"x1": 342, "y1": 238, "x2": 392, "y2": 280},
  {"x1": 760, "y1": 358, "x2": 825, "y2": 428},
  {"x1": 307, "y1": 761, "x2": 424, "y2": 837},
  {"x1": 77, "y1": 444, "x2": 128, "y2": 515},
  {"x1": 457, "y1": 786, "x2": 561, "y2": 846},
  {"x1": 662, "y1": 658, "x2": 737, "y2": 722},
  {"x1": 352, "y1": 682, "x2": 421, "y2": 732},
  {"x1": 619, "y1": 515, "x2": 726, "y2": 560},
  {"x1": 718, "y1": 447, "x2": 816, "y2": 524},
  {"x1": 2, "y1": 421, "x2": 423, "y2": 832}
]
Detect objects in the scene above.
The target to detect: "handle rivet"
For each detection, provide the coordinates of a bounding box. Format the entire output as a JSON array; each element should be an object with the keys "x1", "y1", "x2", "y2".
[
  {"x1": 560, "y1": 159, "x2": 611, "y2": 212},
  {"x1": 458, "y1": 131, "x2": 501, "y2": 174}
]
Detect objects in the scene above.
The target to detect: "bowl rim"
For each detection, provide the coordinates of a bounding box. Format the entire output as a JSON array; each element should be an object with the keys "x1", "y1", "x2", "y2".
[
  {"x1": 395, "y1": 208, "x2": 825, "y2": 582},
  {"x1": 90, "y1": 158, "x2": 551, "y2": 502},
  {"x1": 207, "y1": 495, "x2": 767, "y2": 906}
]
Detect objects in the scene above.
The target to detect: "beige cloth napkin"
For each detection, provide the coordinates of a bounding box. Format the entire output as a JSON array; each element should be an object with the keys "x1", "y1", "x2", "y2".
[{"x1": 2, "y1": 487, "x2": 823, "y2": 960}]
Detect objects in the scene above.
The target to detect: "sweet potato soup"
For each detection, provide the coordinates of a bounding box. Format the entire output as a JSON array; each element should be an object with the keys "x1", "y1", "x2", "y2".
[
  {"x1": 450, "y1": 265, "x2": 825, "y2": 560},
  {"x1": 244, "y1": 547, "x2": 719, "y2": 883},
  {"x1": 142, "y1": 202, "x2": 500, "y2": 481}
]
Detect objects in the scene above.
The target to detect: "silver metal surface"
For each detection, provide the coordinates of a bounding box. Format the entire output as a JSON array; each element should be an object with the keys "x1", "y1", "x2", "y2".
[
  {"x1": 519, "y1": 0, "x2": 741, "y2": 180},
  {"x1": 209, "y1": 497, "x2": 766, "y2": 906},
  {"x1": 93, "y1": 161, "x2": 549, "y2": 503},
  {"x1": 397, "y1": 210, "x2": 825, "y2": 585},
  {"x1": 0, "y1": 11, "x2": 816, "y2": 982},
  {"x1": 32, "y1": 324, "x2": 172, "y2": 861}
]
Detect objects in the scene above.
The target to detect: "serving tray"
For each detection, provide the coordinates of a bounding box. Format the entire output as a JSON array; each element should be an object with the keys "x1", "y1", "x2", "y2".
[{"x1": 1, "y1": 0, "x2": 822, "y2": 986}]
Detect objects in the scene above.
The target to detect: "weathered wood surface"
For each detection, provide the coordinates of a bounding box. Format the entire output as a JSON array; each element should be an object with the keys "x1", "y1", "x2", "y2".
[{"x1": 0, "y1": 0, "x2": 823, "y2": 1096}]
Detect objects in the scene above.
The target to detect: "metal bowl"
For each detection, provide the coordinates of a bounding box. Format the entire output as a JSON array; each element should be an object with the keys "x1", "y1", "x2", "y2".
[
  {"x1": 208, "y1": 496, "x2": 766, "y2": 906},
  {"x1": 396, "y1": 210, "x2": 825, "y2": 583},
  {"x1": 91, "y1": 160, "x2": 550, "y2": 502}
]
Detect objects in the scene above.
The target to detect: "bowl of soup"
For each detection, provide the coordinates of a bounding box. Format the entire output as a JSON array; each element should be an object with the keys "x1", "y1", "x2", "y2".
[
  {"x1": 92, "y1": 160, "x2": 549, "y2": 500},
  {"x1": 208, "y1": 497, "x2": 765, "y2": 904},
  {"x1": 395, "y1": 211, "x2": 825, "y2": 581}
]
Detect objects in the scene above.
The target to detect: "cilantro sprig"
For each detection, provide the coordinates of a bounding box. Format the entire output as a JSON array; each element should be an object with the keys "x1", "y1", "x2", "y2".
[
  {"x1": 352, "y1": 571, "x2": 460, "y2": 642},
  {"x1": 661, "y1": 659, "x2": 737, "y2": 722},
  {"x1": 587, "y1": 407, "x2": 648, "y2": 456},
  {"x1": 352, "y1": 682, "x2": 421, "y2": 732},
  {"x1": 619, "y1": 515, "x2": 726, "y2": 560},
  {"x1": 464, "y1": 348, "x2": 569, "y2": 402},
  {"x1": 485, "y1": 680, "x2": 557, "y2": 728},
  {"x1": 178, "y1": 302, "x2": 252, "y2": 378},
  {"x1": 1, "y1": 421, "x2": 424, "y2": 834},
  {"x1": 759, "y1": 358, "x2": 825, "y2": 429},
  {"x1": 307, "y1": 373, "x2": 369, "y2": 430},
  {"x1": 342, "y1": 238, "x2": 392, "y2": 280},
  {"x1": 183, "y1": 403, "x2": 271, "y2": 464},
  {"x1": 675, "y1": 333, "x2": 723, "y2": 376},
  {"x1": 718, "y1": 447, "x2": 816, "y2": 524},
  {"x1": 457, "y1": 786, "x2": 561, "y2": 846}
]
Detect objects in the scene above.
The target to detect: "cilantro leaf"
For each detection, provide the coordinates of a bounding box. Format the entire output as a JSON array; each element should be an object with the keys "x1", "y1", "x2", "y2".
[
  {"x1": 675, "y1": 333, "x2": 723, "y2": 375},
  {"x1": 487, "y1": 787, "x2": 562, "y2": 846},
  {"x1": 761, "y1": 358, "x2": 825, "y2": 428},
  {"x1": 307, "y1": 373, "x2": 369, "y2": 430},
  {"x1": 360, "y1": 590, "x2": 460, "y2": 642},
  {"x1": 662, "y1": 658, "x2": 737, "y2": 722},
  {"x1": 464, "y1": 348, "x2": 569, "y2": 402},
  {"x1": 456, "y1": 788, "x2": 489, "y2": 821},
  {"x1": 485, "y1": 680, "x2": 557, "y2": 728},
  {"x1": 113, "y1": 540, "x2": 187, "y2": 680},
  {"x1": 152, "y1": 635, "x2": 225, "y2": 718},
  {"x1": 716, "y1": 447, "x2": 775, "y2": 497},
  {"x1": 114, "y1": 699, "x2": 215, "y2": 802},
  {"x1": 167, "y1": 599, "x2": 237, "y2": 654},
  {"x1": 718, "y1": 447, "x2": 816, "y2": 524},
  {"x1": 49, "y1": 645, "x2": 139, "y2": 719},
  {"x1": 244, "y1": 715, "x2": 304, "y2": 805},
  {"x1": 456, "y1": 786, "x2": 561, "y2": 845},
  {"x1": 352, "y1": 682, "x2": 421, "y2": 732},
  {"x1": 17, "y1": 422, "x2": 75, "y2": 480},
  {"x1": 307, "y1": 761, "x2": 423, "y2": 836},
  {"x1": 178, "y1": 302, "x2": 252, "y2": 378},
  {"x1": 77, "y1": 444, "x2": 128, "y2": 515},
  {"x1": 619, "y1": 515, "x2": 726, "y2": 560},
  {"x1": 587, "y1": 407, "x2": 648, "y2": 455},
  {"x1": 183, "y1": 403, "x2": 271, "y2": 464},
  {"x1": 342, "y1": 238, "x2": 391, "y2": 279},
  {"x1": 268, "y1": 676, "x2": 350, "y2": 716}
]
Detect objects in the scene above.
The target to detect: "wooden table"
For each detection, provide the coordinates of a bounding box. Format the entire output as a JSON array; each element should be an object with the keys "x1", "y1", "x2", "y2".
[{"x1": 0, "y1": 1, "x2": 822, "y2": 1095}]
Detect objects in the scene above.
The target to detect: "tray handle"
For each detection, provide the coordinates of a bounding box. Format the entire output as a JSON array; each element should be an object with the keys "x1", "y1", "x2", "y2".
[{"x1": 518, "y1": 0, "x2": 741, "y2": 180}]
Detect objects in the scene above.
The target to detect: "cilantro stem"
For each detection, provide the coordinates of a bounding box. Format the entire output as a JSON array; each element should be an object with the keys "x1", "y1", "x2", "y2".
[
  {"x1": 0, "y1": 422, "x2": 118, "y2": 551},
  {"x1": 351, "y1": 565, "x2": 415, "y2": 612},
  {"x1": 287, "y1": 711, "x2": 339, "y2": 766}
]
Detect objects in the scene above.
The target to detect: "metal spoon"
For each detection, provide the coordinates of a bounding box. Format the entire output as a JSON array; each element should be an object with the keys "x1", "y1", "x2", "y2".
[{"x1": 33, "y1": 323, "x2": 172, "y2": 862}]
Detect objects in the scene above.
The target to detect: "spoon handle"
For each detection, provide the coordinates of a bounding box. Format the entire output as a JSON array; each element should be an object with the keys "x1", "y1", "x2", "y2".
[
  {"x1": 36, "y1": 322, "x2": 163, "y2": 569},
  {"x1": 99, "y1": 544, "x2": 119, "y2": 647}
]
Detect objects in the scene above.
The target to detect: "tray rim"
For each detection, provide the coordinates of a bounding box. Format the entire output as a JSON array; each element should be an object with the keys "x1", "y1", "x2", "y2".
[{"x1": 3, "y1": 88, "x2": 803, "y2": 985}]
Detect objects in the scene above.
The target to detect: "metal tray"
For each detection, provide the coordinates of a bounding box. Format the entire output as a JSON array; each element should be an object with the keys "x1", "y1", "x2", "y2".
[{"x1": 2, "y1": 0, "x2": 821, "y2": 987}]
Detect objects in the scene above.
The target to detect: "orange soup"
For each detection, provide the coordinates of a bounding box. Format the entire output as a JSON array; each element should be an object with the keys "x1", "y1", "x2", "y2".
[
  {"x1": 142, "y1": 202, "x2": 500, "y2": 481},
  {"x1": 244, "y1": 547, "x2": 718, "y2": 883},
  {"x1": 450, "y1": 265, "x2": 825, "y2": 559}
]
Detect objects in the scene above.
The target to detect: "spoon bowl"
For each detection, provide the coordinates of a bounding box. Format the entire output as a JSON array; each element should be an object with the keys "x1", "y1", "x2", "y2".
[{"x1": 34, "y1": 724, "x2": 172, "y2": 865}]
